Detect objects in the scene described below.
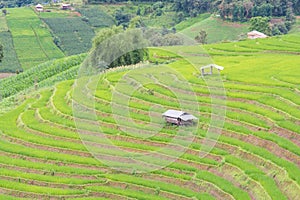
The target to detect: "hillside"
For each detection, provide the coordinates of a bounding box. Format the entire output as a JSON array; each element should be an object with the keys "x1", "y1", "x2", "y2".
[
  {"x1": 179, "y1": 15, "x2": 249, "y2": 43},
  {"x1": 5, "y1": 8, "x2": 65, "y2": 70},
  {"x1": 0, "y1": 54, "x2": 85, "y2": 100},
  {"x1": 0, "y1": 4, "x2": 252, "y2": 73},
  {"x1": 0, "y1": 32, "x2": 299, "y2": 199}
]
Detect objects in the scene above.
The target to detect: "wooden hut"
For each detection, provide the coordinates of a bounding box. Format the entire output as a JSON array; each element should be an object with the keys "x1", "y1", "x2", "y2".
[
  {"x1": 247, "y1": 30, "x2": 268, "y2": 39},
  {"x1": 162, "y1": 110, "x2": 198, "y2": 126},
  {"x1": 61, "y1": 3, "x2": 71, "y2": 10},
  {"x1": 200, "y1": 64, "x2": 224, "y2": 76},
  {"x1": 35, "y1": 4, "x2": 44, "y2": 12}
]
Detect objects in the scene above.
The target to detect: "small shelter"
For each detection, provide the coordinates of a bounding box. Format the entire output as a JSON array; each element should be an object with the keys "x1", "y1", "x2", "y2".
[
  {"x1": 162, "y1": 110, "x2": 198, "y2": 126},
  {"x1": 35, "y1": 4, "x2": 44, "y2": 12},
  {"x1": 200, "y1": 64, "x2": 224, "y2": 76},
  {"x1": 61, "y1": 3, "x2": 71, "y2": 10},
  {"x1": 247, "y1": 30, "x2": 268, "y2": 39}
]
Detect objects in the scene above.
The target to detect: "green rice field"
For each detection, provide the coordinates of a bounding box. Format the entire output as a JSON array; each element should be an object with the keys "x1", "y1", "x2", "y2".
[{"x1": 0, "y1": 31, "x2": 299, "y2": 199}]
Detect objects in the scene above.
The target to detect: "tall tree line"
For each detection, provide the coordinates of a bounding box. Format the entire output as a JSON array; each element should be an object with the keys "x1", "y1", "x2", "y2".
[{"x1": 86, "y1": 0, "x2": 299, "y2": 19}]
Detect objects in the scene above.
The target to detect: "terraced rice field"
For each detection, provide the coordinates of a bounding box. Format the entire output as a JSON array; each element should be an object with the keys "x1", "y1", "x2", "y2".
[
  {"x1": 0, "y1": 33, "x2": 299, "y2": 199},
  {"x1": 6, "y1": 7, "x2": 65, "y2": 70}
]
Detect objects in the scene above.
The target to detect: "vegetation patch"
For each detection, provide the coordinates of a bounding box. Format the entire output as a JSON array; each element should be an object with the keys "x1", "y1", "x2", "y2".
[
  {"x1": 76, "y1": 6, "x2": 115, "y2": 28},
  {"x1": 0, "y1": 31, "x2": 21, "y2": 73},
  {"x1": 180, "y1": 16, "x2": 249, "y2": 43},
  {"x1": 5, "y1": 7, "x2": 64, "y2": 70},
  {"x1": 42, "y1": 17, "x2": 95, "y2": 55}
]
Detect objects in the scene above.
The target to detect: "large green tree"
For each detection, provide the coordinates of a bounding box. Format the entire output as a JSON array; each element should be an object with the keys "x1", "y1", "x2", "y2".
[
  {"x1": 249, "y1": 16, "x2": 271, "y2": 35},
  {"x1": 91, "y1": 26, "x2": 148, "y2": 69}
]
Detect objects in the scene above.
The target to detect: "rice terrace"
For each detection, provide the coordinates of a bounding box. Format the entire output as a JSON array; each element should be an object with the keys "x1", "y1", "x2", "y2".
[{"x1": 0, "y1": 0, "x2": 299, "y2": 199}]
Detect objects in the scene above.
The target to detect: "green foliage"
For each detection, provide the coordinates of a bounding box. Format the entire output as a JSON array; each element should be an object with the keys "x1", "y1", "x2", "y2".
[
  {"x1": 76, "y1": 6, "x2": 115, "y2": 28},
  {"x1": 91, "y1": 26, "x2": 148, "y2": 69},
  {"x1": 180, "y1": 16, "x2": 249, "y2": 43},
  {"x1": 195, "y1": 30, "x2": 207, "y2": 44},
  {"x1": 114, "y1": 8, "x2": 132, "y2": 28},
  {"x1": 42, "y1": 17, "x2": 95, "y2": 55},
  {"x1": 0, "y1": 31, "x2": 21, "y2": 72},
  {"x1": 0, "y1": 54, "x2": 85, "y2": 99},
  {"x1": 144, "y1": 28, "x2": 183, "y2": 47},
  {"x1": 249, "y1": 16, "x2": 271, "y2": 35},
  {"x1": 6, "y1": 8, "x2": 65, "y2": 69},
  {"x1": 174, "y1": 0, "x2": 211, "y2": 17}
]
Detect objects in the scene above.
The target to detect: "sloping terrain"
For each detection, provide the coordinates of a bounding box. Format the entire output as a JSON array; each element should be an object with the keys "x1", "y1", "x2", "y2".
[
  {"x1": 179, "y1": 16, "x2": 249, "y2": 43},
  {"x1": 0, "y1": 33, "x2": 299, "y2": 199},
  {"x1": 0, "y1": 16, "x2": 21, "y2": 73},
  {"x1": 6, "y1": 8, "x2": 65, "y2": 70}
]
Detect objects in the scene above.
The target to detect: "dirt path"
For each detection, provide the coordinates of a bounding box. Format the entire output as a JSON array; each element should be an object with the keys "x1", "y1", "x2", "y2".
[{"x1": 0, "y1": 73, "x2": 15, "y2": 79}]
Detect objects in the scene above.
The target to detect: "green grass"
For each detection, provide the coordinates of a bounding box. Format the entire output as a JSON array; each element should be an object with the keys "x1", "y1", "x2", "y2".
[
  {"x1": 76, "y1": 6, "x2": 115, "y2": 28},
  {"x1": 5, "y1": 7, "x2": 64, "y2": 69},
  {"x1": 180, "y1": 16, "x2": 249, "y2": 43},
  {"x1": 175, "y1": 13, "x2": 211, "y2": 31}
]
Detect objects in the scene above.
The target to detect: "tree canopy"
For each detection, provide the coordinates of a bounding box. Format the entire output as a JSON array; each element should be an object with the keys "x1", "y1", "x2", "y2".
[{"x1": 91, "y1": 26, "x2": 148, "y2": 69}]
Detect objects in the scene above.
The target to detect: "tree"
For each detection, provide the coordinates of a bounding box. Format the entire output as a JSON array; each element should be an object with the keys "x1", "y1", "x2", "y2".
[
  {"x1": 195, "y1": 30, "x2": 207, "y2": 44},
  {"x1": 114, "y1": 9, "x2": 131, "y2": 28},
  {"x1": 243, "y1": 1, "x2": 253, "y2": 19},
  {"x1": 91, "y1": 26, "x2": 148, "y2": 69},
  {"x1": 128, "y1": 16, "x2": 144, "y2": 29},
  {"x1": 0, "y1": 44, "x2": 3, "y2": 62},
  {"x1": 249, "y1": 16, "x2": 271, "y2": 35},
  {"x1": 174, "y1": 0, "x2": 212, "y2": 17},
  {"x1": 232, "y1": 5, "x2": 239, "y2": 21}
]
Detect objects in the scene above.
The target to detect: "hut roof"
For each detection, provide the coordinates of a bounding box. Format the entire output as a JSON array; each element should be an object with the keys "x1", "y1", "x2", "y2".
[
  {"x1": 247, "y1": 30, "x2": 268, "y2": 39},
  {"x1": 62, "y1": 3, "x2": 71, "y2": 7},
  {"x1": 162, "y1": 110, "x2": 197, "y2": 121},
  {"x1": 35, "y1": 4, "x2": 43, "y2": 8},
  {"x1": 200, "y1": 64, "x2": 224, "y2": 71}
]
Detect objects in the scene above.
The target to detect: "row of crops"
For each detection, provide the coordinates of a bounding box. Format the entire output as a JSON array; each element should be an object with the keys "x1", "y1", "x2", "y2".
[
  {"x1": 0, "y1": 32, "x2": 299, "y2": 199},
  {"x1": 42, "y1": 18, "x2": 95, "y2": 56},
  {"x1": 0, "y1": 6, "x2": 115, "y2": 72},
  {"x1": 5, "y1": 8, "x2": 65, "y2": 70},
  {"x1": 76, "y1": 7, "x2": 116, "y2": 28},
  {"x1": 0, "y1": 54, "x2": 85, "y2": 99},
  {"x1": 0, "y1": 31, "x2": 21, "y2": 72},
  {"x1": 0, "y1": 15, "x2": 21, "y2": 73}
]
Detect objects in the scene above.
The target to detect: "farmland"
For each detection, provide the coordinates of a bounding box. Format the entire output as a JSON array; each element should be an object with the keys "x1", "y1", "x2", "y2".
[
  {"x1": 5, "y1": 8, "x2": 65, "y2": 70},
  {"x1": 0, "y1": 30, "x2": 299, "y2": 199},
  {"x1": 0, "y1": 15, "x2": 21, "y2": 73},
  {"x1": 76, "y1": 7, "x2": 116, "y2": 28},
  {"x1": 0, "y1": 54, "x2": 85, "y2": 100},
  {"x1": 0, "y1": 31, "x2": 21, "y2": 73},
  {"x1": 42, "y1": 17, "x2": 95, "y2": 56},
  {"x1": 179, "y1": 16, "x2": 249, "y2": 43}
]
